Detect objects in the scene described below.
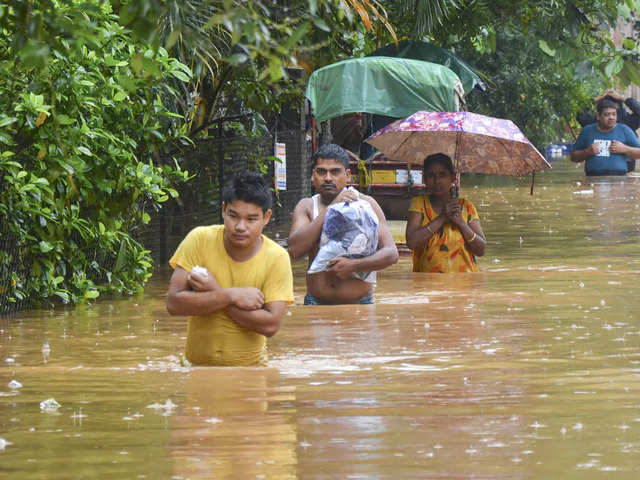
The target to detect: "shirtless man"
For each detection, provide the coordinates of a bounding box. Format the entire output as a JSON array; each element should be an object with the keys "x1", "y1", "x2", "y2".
[{"x1": 288, "y1": 143, "x2": 398, "y2": 305}]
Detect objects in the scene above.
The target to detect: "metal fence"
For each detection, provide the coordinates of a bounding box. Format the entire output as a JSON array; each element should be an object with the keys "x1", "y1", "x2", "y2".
[
  {"x1": 0, "y1": 230, "x2": 32, "y2": 315},
  {"x1": 138, "y1": 128, "x2": 311, "y2": 265}
]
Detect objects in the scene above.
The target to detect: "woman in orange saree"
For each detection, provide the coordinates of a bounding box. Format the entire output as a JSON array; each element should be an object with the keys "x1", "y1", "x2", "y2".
[{"x1": 405, "y1": 153, "x2": 486, "y2": 273}]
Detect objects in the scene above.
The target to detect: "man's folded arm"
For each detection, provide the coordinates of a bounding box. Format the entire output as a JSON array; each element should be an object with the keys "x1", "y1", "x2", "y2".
[{"x1": 226, "y1": 301, "x2": 287, "y2": 337}]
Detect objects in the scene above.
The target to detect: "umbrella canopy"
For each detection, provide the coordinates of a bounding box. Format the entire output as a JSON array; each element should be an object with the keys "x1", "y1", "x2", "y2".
[
  {"x1": 305, "y1": 57, "x2": 464, "y2": 123},
  {"x1": 365, "y1": 111, "x2": 551, "y2": 177},
  {"x1": 367, "y1": 41, "x2": 486, "y2": 94}
]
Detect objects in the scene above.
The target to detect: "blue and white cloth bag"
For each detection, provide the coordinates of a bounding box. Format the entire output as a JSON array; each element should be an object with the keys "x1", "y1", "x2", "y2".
[{"x1": 307, "y1": 197, "x2": 379, "y2": 283}]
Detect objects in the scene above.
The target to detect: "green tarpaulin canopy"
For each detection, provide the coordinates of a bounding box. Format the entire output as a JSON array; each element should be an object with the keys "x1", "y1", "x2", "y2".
[
  {"x1": 305, "y1": 56, "x2": 463, "y2": 123},
  {"x1": 367, "y1": 41, "x2": 486, "y2": 95}
]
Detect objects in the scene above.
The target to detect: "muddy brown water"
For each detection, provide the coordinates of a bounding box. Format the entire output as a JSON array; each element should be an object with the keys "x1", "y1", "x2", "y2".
[{"x1": 2, "y1": 158, "x2": 640, "y2": 479}]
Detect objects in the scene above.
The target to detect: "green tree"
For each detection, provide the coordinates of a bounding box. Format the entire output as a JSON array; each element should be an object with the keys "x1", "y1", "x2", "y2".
[
  {"x1": 0, "y1": 1, "x2": 190, "y2": 306},
  {"x1": 114, "y1": 0, "x2": 397, "y2": 137},
  {"x1": 380, "y1": 1, "x2": 640, "y2": 145}
]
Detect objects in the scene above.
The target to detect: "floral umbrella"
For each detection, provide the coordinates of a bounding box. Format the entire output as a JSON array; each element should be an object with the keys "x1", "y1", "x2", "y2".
[{"x1": 365, "y1": 111, "x2": 551, "y2": 177}]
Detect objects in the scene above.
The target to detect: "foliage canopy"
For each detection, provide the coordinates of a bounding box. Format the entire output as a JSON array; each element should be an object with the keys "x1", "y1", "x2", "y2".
[{"x1": 0, "y1": 1, "x2": 190, "y2": 306}]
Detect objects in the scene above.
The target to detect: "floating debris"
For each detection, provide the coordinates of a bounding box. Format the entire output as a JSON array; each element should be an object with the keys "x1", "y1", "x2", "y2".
[
  {"x1": 0, "y1": 438, "x2": 12, "y2": 451},
  {"x1": 146, "y1": 399, "x2": 177, "y2": 412},
  {"x1": 572, "y1": 189, "x2": 594, "y2": 196},
  {"x1": 40, "y1": 398, "x2": 61, "y2": 412},
  {"x1": 8, "y1": 380, "x2": 22, "y2": 389}
]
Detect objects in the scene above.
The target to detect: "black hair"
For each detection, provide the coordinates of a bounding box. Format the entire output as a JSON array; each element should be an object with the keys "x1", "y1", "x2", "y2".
[
  {"x1": 312, "y1": 143, "x2": 351, "y2": 170},
  {"x1": 423, "y1": 153, "x2": 455, "y2": 175},
  {"x1": 596, "y1": 98, "x2": 618, "y2": 114},
  {"x1": 221, "y1": 171, "x2": 272, "y2": 212}
]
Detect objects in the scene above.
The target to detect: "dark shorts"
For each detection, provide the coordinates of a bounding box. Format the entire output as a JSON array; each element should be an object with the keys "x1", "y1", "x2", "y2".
[{"x1": 303, "y1": 293, "x2": 374, "y2": 305}]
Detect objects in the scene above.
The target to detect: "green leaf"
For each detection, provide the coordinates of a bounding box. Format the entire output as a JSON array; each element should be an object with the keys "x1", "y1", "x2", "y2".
[
  {"x1": 113, "y1": 90, "x2": 127, "y2": 102},
  {"x1": 30, "y1": 93, "x2": 44, "y2": 108},
  {"x1": 105, "y1": 56, "x2": 128, "y2": 67},
  {"x1": 284, "y1": 22, "x2": 310, "y2": 49},
  {"x1": 39, "y1": 241, "x2": 54, "y2": 253},
  {"x1": 166, "y1": 30, "x2": 181, "y2": 49},
  {"x1": 54, "y1": 291, "x2": 70, "y2": 303},
  {"x1": 538, "y1": 40, "x2": 556, "y2": 57},
  {"x1": 312, "y1": 17, "x2": 329, "y2": 32},
  {"x1": 131, "y1": 53, "x2": 144, "y2": 74},
  {"x1": 114, "y1": 240, "x2": 127, "y2": 272},
  {"x1": 77, "y1": 146, "x2": 92, "y2": 156},
  {"x1": 173, "y1": 62, "x2": 192, "y2": 76},
  {"x1": 0, "y1": 116, "x2": 17, "y2": 127},
  {"x1": 56, "y1": 114, "x2": 75, "y2": 125},
  {"x1": 605, "y1": 56, "x2": 624, "y2": 77},
  {"x1": 142, "y1": 56, "x2": 161, "y2": 76},
  {"x1": 85, "y1": 290, "x2": 100, "y2": 299},
  {"x1": 623, "y1": 38, "x2": 636, "y2": 50},
  {"x1": 170, "y1": 70, "x2": 190, "y2": 82}
]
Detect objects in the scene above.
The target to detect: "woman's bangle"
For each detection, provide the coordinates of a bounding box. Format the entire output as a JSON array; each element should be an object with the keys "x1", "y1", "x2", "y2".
[
  {"x1": 468, "y1": 232, "x2": 477, "y2": 243},
  {"x1": 425, "y1": 225, "x2": 433, "y2": 235}
]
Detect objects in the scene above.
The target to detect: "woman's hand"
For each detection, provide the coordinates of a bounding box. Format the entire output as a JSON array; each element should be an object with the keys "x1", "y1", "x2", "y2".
[{"x1": 444, "y1": 198, "x2": 464, "y2": 227}]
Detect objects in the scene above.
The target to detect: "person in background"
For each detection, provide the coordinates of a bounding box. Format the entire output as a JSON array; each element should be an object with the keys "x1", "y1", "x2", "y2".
[
  {"x1": 571, "y1": 99, "x2": 640, "y2": 176},
  {"x1": 576, "y1": 89, "x2": 640, "y2": 171},
  {"x1": 165, "y1": 171, "x2": 294, "y2": 366},
  {"x1": 405, "y1": 153, "x2": 485, "y2": 273},
  {"x1": 288, "y1": 143, "x2": 398, "y2": 305}
]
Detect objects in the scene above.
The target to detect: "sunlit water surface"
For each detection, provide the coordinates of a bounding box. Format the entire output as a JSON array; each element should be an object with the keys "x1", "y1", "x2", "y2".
[{"x1": 2, "y1": 158, "x2": 640, "y2": 479}]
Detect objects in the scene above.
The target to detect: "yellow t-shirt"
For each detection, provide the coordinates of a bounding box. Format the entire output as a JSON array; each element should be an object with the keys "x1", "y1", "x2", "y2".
[
  {"x1": 409, "y1": 195, "x2": 480, "y2": 273},
  {"x1": 169, "y1": 225, "x2": 294, "y2": 366}
]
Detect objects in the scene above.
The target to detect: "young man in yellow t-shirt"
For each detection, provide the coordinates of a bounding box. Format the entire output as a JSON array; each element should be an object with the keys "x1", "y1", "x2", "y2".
[{"x1": 166, "y1": 171, "x2": 294, "y2": 366}]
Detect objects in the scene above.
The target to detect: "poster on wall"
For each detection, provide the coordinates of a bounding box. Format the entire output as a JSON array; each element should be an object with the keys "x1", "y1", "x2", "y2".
[{"x1": 275, "y1": 142, "x2": 287, "y2": 190}]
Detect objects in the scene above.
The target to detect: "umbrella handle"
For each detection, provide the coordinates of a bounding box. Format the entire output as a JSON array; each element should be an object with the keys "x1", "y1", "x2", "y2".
[
  {"x1": 450, "y1": 171, "x2": 460, "y2": 198},
  {"x1": 530, "y1": 171, "x2": 535, "y2": 195}
]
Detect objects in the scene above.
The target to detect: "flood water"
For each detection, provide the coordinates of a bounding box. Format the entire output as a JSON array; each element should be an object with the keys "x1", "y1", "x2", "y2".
[{"x1": 2, "y1": 157, "x2": 640, "y2": 479}]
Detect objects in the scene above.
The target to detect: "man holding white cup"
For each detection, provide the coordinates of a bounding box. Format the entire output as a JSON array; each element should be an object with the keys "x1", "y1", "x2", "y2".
[{"x1": 571, "y1": 99, "x2": 640, "y2": 175}]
